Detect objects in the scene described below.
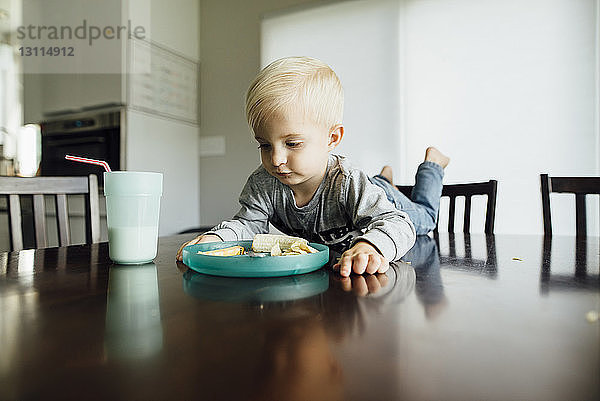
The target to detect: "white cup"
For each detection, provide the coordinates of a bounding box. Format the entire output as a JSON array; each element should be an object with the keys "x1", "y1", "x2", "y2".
[{"x1": 104, "y1": 171, "x2": 163, "y2": 265}]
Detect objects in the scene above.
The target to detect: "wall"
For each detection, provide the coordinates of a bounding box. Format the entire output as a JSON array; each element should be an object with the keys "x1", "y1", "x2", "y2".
[
  {"x1": 149, "y1": 0, "x2": 199, "y2": 60},
  {"x1": 401, "y1": 0, "x2": 598, "y2": 235},
  {"x1": 21, "y1": 0, "x2": 123, "y2": 122},
  {"x1": 23, "y1": 0, "x2": 200, "y2": 122},
  {"x1": 126, "y1": 111, "x2": 200, "y2": 236},
  {"x1": 124, "y1": 0, "x2": 201, "y2": 235}
]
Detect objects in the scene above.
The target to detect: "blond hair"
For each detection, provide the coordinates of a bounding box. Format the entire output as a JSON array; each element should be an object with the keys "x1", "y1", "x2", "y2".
[{"x1": 245, "y1": 56, "x2": 344, "y2": 133}]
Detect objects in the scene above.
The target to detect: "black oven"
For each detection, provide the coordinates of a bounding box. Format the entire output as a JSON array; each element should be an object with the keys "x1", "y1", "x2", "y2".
[{"x1": 40, "y1": 109, "x2": 121, "y2": 187}]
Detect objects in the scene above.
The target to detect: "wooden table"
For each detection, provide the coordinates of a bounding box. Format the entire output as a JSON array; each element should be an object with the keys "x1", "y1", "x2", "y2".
[{"x1": 0, "y1": 233, "x2": 598, "y2": 400}]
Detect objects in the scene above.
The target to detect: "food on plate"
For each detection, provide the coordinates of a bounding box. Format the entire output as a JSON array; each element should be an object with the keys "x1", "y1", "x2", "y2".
[
  {"x1": 270, "y1": 242, "x2": 282, "y2": 256},
  {"x1": 197, "y1": 245, "x2": 245, "y2": 256},
  {"x1": 195, "y1": 234, "x2": 319, "y2": 257},
  {"x1": 251, "y1": 233, "x2": 306, "y2": 252},
  {"x1": 252, "y1": 234, "x2": 318, "y2": 256}
]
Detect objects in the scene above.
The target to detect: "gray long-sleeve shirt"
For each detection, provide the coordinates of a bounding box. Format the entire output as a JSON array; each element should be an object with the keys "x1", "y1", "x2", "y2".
[{"x1": 207, "y1": 154, "x2": 416, "y2": 261}]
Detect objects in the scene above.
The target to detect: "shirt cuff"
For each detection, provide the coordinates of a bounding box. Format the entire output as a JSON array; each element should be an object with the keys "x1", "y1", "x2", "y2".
[
  {"x1": 352, "y1": 230, "x2": 398, "y2": 261},
  {"x1": 205, "y1": 227, "x2": 238, "y2": 242}
]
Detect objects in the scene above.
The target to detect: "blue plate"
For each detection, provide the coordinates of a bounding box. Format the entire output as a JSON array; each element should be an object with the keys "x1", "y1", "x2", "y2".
[{"x1": 182, "y1": 240, "x2": 330, "y2": 277}]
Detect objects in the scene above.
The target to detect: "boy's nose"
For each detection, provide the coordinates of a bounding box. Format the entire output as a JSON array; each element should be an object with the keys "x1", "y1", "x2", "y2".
[{"x1": 271, "y1": 149, "x2": 287, "y2": 166}]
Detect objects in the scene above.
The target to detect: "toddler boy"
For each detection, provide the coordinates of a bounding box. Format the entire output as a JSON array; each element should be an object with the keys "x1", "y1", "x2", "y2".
[{"x1": 177, "y1": 56, "x2": 447, "y2": 277}]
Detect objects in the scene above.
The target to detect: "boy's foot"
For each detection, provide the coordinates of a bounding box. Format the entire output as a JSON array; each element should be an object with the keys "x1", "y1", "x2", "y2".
[
  {"x1": 379, "y1": 165, "x2": 393, "y2": 184},
  {"x1": 425, "y1": 147, "x2": 450, "y2": 168}
]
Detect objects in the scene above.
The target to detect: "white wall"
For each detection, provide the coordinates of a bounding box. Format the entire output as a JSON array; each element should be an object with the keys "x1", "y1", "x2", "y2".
[
  {"x1": 125, "y1": 0, "x2": 200, "y2": 235},
  {"x1": 24, "y1": 0, "x2": 200, "y2": 121},
  {"x1": 148, "y1": 0, "x2": 199, "y2": 60},
  {"x1": 126, "y1": 110, "x2": 200, "y2": 236},
  {"x1": 403, "y1": 0, "x2": 598, "y2": 235},
  {"x1": 262, "y1": 0, "x2": 599, "y2": 235},
  {"x1": 22, "y1": 0, "x2": 123, "y2": 119}
]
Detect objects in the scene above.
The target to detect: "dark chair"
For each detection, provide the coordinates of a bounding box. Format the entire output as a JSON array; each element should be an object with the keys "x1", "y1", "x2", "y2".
[
  {"x1": 397, "y1": 180, "x2": 498, "y2": 234},
  {"x1": 540, "y1": 174, "x2": 600, "y2": 237},
  {"x1": 0, "y1": 175, "x2": 101, "y2": 251}
]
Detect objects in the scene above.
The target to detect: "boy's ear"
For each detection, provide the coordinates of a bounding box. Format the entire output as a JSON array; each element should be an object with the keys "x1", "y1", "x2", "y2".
[{"x1": 328, "y1": 124, "x2": 344, "y2": 150}]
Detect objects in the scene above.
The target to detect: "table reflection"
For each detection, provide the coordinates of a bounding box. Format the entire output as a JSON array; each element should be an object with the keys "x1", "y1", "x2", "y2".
[
  {"x1": 175, "y1": 263, "x2": 415, "y2": 401},
  {"x1": 183, "y1": 268, "x2": 329, "y2": 304},
  {"x1": 105, "y1": 263, "x2": 163, "y2": 361},
  {"x1": 0, "y1": 233, "x2": 597, "y2": 400},
  {"x1": 248, "y1": 313, "x2": 344, "y2": 401},
  {"x1": 331, "y1": 261, "x2": 415, "y2": 303},
  {"x1": 173, "y1": 267, "x2": 347, "y2": 400},
  {"x1": 403, "y1": 235, "x2": 448, "y2": 320},
  {"x1": 435, "y1": 233, "x2": 498, "y2": 277},
  {"x1": 402, "y1": 234, "x2": 500, "y2": 319},
  {"x1": 0, "y1": 250, "x2": 39, "y2": 384},
  {"x1": 540, "y1": 236, "x2": 600, "y2": 294}
]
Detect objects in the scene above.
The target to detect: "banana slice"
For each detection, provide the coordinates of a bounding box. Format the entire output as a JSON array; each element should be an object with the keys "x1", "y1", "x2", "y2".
[{"x1": 197, "y1": 245, "x2": 245, "y2": 256}]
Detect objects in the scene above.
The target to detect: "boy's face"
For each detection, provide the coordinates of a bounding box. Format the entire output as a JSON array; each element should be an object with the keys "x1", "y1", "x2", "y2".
[{"x1": 254, "y1": 109, "x2": 339, "y2": 197}]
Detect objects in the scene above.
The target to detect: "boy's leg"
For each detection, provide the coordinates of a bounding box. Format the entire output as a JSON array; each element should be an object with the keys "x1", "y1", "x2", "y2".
[
  {"x1": 410, "y1": 148, "x2": 449, "y2": 232},
  {"x1": 370, "y1": 147, "x2": 448, "y2": 235},
  {"x1": 408, "y1": 161, "x2": 444, "y2": 233},
  {"x1": 371, "y1": 168, "x2": 441, "y2": 235}
]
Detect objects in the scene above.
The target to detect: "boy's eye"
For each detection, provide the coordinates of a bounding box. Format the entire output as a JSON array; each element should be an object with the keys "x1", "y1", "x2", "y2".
[
  {"x1": 257, "y1": 143, "x2": 271, "y2": 150},
  {"x1": 286, "y1": 142, "x2": 302, "y2": 148}
]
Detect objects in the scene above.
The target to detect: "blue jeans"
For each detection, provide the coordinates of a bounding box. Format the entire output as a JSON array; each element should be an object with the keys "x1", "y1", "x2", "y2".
[{"x1": 370, "y1": 161, "x2": 443, "y2": 235}]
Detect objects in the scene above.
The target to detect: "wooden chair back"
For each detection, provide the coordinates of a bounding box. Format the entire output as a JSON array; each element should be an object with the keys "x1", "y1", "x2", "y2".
[
  {"x1": 540, "y1": 174, "x2": 600, "y2": 237},
  {"x1": 397, "y1": 180, "x2": 498, "y2": 234},
  {"x1": 0, "y1": 175, "x2": 101, "y2": 251}
]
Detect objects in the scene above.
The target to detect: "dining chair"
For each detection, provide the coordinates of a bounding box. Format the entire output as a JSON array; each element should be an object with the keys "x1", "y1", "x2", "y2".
[
  {"x1": 396, "y1": 180, "x2": 498, "y2": 234},
  {"x1": 540, "y1": 174, "x2": 600, "y2": 237},
  {"x1": 0, "y1": 175, "x2": 101, "y2": 251}
]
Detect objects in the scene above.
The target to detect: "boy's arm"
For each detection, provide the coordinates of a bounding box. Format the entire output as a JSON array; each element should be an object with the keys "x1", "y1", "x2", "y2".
[
  {"x1": 343, "y1": 170, "x2": 416, "y2": 266},
  {"x1": 205, "y1": 169, "x2": 273, "y2": 241},
  {"x1": 176, "y1": 233, "x2": 222, "y2": 261},
  {"x1": 176, "y1": 168, "x2": 273, "y2": 261}
]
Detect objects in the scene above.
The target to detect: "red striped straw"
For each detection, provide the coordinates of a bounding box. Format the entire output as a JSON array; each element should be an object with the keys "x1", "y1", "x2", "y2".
[{"x1": 65, "y1": 155, "x2": 112, "y2": 172}]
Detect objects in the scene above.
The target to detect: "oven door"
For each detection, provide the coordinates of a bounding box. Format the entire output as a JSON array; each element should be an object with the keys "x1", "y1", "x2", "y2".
[{"x1": 40, "y1": 127, "x2": 120, "y2": 187}]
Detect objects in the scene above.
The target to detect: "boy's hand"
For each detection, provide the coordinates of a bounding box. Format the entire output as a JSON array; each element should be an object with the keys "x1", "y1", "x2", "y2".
[
  {"x1": 176, "y1": 234, "x2": 222, "y2": 261},
  {"x1": 333, "y1": 240, "x2": 389, "y2": 277}
]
